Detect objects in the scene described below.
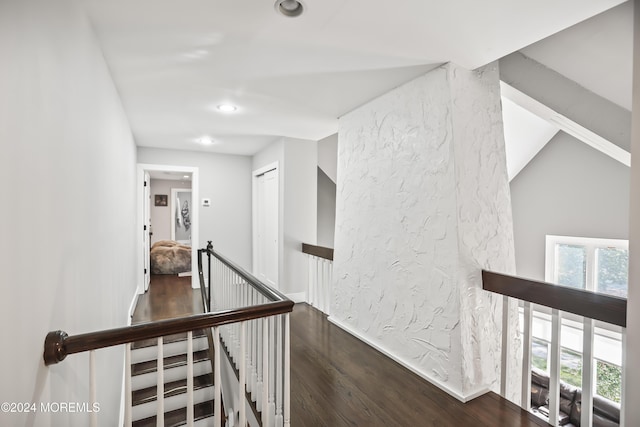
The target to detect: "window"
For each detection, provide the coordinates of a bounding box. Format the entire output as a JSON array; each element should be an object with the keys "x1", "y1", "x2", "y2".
[{"x1": 545, "y1": 235, "x2": 628, "y2": 297}]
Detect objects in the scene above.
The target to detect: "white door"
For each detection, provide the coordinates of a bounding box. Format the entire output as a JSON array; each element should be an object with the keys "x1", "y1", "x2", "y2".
[
  {"x1": 256, "y1": 168, "x2": 279, "y2": 288},
  {"x1": 143, "y1": 171, "x2": 151, "y2": 290}
]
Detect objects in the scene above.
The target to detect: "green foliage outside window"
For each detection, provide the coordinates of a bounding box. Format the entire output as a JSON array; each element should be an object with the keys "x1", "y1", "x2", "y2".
[
  {"x1": 560, "y1": 349, "x2": 582, "y2": 387},
  {"x1": 596, "y1": 360, "x2": 622, "y2": 403}
]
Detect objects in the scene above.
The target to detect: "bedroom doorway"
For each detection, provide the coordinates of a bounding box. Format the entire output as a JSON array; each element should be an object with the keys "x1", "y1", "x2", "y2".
[{"x1": 137, "y1": 164, "x2": 199, "y2": 293}]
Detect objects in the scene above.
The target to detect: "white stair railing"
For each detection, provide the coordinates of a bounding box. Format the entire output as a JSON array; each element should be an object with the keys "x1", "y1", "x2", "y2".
[
  {"x1": 302, "y1": 243, "x2": 334, "y2": 315},
  {"x1": 208, "y1": 249, "x2": 291, "y2": 427},
  {"x1": 44, "y1": 242, "x2": 293, "y2": 427},
  {"x1": 484, "y1": 270, "x2": 626, "y2": 427}
]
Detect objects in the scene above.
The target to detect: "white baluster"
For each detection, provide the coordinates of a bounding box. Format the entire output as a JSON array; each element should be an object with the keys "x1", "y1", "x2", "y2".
[
  {"x1": 214, "y1": 326, "x2": 221, "y2": 427},
  {"x1": 251, "y1": 292, "x2": 258, "y2": 400},
  {"x1": 326, "y1": 260, "x2": 332, "y2": 316},
  {"x1": 187, "y1": 331, "x2": 194, "y2": 426},
  {"x1": 262, "y1": 317, "x2": 270, "y2": 426},
  {"x1": 89, "y1": 350, "x2": 97, "y2": 427},
  {"x1": 284, "y1": 313, "x2": 291, "y2": 427},
  {"x1": 125, "y1": 343, "x2": 132, "y2": 427},
  {"x1": 621, "y1": 329, "x2": 627, "y2": 427},
  {"x1": 521, "y1": 302, "x2": 532, "y2": 411},
  {"x1": 318, "y1": 258, "x2": 326, "y2": 313},
  {"x1": 548, "y1": 309, "x2": 561, "y2": 426},
  {"x1": 307, "y1": 255, "x2": 313, "y2": 306},
  {"x1": 257, "y1": 316, "x2": 264, "y2": 411},
  {"x1": 157, "y1": 337, "x2": 165, "y2": 427},
  {"x1": 275, "y1": 315, "x2": 283, "y2": 427},
  {"x1": 268, "y1": 316, "x2": 276, "y2": 427},
  {"x1": 239, "y1": 321, "x2": 247, "y2": 427},
  {"x1": 581, "y1": 318, "x2": 594, "y2": 427},
  {"x1": 500, "y1": 295, "x2": 509, "y2": 398}
]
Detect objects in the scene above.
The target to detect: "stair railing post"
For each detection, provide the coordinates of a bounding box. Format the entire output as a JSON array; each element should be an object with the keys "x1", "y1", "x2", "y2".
[
  {"x1": 284, "y1": 313, "x2": 290, "y2": 427},
  {"x1": 207, "y1": 241, "x2": 213, "y2": 310},
  {"x1": 187, "y1": 331, "x2": 194, "y2": 425}
]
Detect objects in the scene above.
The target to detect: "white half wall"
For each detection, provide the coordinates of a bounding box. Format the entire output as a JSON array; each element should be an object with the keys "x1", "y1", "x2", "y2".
[
  {"x1": 332, "y1": 62, "x2": 518, "y2": 400},
  {"x1": 0, "y1": 0, "x2": 138, "y2": 425},
  {"x1": 137, "y1": 148, "x2": 253, "y2": 271}
]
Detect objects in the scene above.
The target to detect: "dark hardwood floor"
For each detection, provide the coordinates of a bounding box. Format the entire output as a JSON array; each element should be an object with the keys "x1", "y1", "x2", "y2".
[
  {"x1": 132, "y1": 276, "x2": 549, "y2": 426},
  {"x1": 290, "y1": 303, "x2": 549, "y2": 427},
  {"x1": 131, "y1": 274, "x2": 202, "y2": 324}
]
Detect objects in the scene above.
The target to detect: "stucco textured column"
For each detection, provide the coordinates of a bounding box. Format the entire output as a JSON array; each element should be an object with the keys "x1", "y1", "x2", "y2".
[{"x1": 331, "y1": 62, "x2": 520, "y2": 401}]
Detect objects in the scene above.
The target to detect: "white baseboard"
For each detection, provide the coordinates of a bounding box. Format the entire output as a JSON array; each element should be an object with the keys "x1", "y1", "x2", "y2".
[
  {"x1": 327, "y1": 316, "x2": 490, "y2": 403},
  {"x1": 286, "y1": 292, "x2": 306, "y2": 303}
]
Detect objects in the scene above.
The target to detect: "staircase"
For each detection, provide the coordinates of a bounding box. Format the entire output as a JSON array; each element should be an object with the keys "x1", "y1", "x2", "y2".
[{"x1": 130, "y1": 330, "x2": 217, "y2": 427}]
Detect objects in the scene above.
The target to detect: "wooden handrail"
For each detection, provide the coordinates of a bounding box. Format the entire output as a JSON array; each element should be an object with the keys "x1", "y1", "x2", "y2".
[
  {"x1": 43, "y1": 300, "x2": 294, "y2": 365},
  {"x1": 206, "y1": 247, "x2": 289, "y2": 302},
  {"x1": 482, "y1": 270, "x2": 627, "y2": 327},
  {"x1": 301, "y1": 243, "x2": 334, "y2": 261}
]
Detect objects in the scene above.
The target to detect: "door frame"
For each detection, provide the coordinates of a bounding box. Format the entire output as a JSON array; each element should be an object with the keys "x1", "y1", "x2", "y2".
[
  {"x1": 137, "y1": 163, "x2": 199, "y2": 293},
  {"x1": 252, "y1": 162, "x2": 281, "y2": 289}
]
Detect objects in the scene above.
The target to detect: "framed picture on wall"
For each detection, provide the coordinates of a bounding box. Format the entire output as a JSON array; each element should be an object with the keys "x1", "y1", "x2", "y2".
[{"x1": 155, "y1": 194, "x2": 168, "y2": 206}]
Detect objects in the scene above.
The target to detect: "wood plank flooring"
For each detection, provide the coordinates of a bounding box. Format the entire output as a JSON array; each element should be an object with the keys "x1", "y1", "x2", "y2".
[
  {"x1": 290, "y1": 303, "x2": 549, "y2": 427},
  {"x1": 132, "y1": 276, "x2": 549, "y2": 426},
  {"x1": 132, "y1": 274, "x2": 202, "y2": 324}
]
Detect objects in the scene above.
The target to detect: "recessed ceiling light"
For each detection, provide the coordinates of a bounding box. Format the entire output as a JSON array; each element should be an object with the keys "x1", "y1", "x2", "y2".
[
  {"x1": 183, "y1": 175, "x2": 189, "y2": 179},
  {"x1": 217, "y1": 104, "x2": 237, "y2": 113},
  {"x1": 199, "y1": 136, "x2": 215, "y2": 145},
  {"x1": 275, "y1": 0, "x2": 304, "y2": 17}
]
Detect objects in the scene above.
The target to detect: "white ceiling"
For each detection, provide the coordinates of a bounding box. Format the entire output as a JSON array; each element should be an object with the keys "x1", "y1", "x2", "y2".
[
  {"x1": 521, "y1": 1, "x2": 633, "y2": 111},
  {"x1": 81, "y1": 0, "x2": 626, "y2": 156}
]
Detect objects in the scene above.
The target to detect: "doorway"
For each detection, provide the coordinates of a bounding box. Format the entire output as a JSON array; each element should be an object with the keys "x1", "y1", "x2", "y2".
[
  {"x1": 253, "y1": 163, "x2": 279, "y2": 289},
  {"x1": 137, "y1": 164, "x2": 199, "y2": 293}
]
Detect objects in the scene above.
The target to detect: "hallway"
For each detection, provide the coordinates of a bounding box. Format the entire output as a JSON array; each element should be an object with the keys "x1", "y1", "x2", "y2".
[{"x1": 134, "y1": 276, "x2": 548, "y2": 426}]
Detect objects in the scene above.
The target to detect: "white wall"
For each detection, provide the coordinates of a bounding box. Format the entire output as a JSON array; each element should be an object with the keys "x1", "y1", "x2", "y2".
[
  {"x1": 332, "y1": 63, "x2": 519, "y2": 401},
  {"x1": 0, "y1": 0, "x2": 138, "y2": 425},
  {"x1": 624, "y1": 1, "x2": 640, "y2": 424},
  {"x1": 137, "y1": 148, "x2": 253, "y2": 271},
  {"x1": 253, "y1": 138, "x2": 317, "y2": 296},
  {"x1": 149, "y1": 179, "x2": 191, "y2": 245},
  {"x1": 317, "y1": 133, "x2": 338, "y2": 183},
  {"x1": 317, "y1": 168, "x2": 336, "y2": 248},
  {"x1": 510, "y1": 132, "x2": 630, "y2": 281}
]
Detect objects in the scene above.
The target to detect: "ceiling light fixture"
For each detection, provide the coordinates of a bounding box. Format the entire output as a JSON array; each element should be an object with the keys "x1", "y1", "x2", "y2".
[
  {"x1": 274, "y1": 0, "x2": 304, "y2": 18},
  {"x1": 217, "y1": 104, "x2": 238, "y2": 113},
  {"x1": 199, "y1": 136, "x2": 215, "y2": 145}
]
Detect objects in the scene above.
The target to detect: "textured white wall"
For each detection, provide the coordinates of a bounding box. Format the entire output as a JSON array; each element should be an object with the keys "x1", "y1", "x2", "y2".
[
  {"x1": 0, "y1": 0, "x2": 138, "y2": 425},
  {"x1": 332, "y1": 63, "x2": 518, "y2": 400}
]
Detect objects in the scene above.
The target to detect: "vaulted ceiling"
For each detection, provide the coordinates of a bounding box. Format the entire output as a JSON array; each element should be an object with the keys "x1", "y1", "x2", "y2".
[{"x1": 81, "y1": 0, "x2": 629, "y2": 155}]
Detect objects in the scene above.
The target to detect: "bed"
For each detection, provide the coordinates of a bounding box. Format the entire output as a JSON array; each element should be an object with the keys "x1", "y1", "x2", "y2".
[{"x1": 150, "y1": 240, "x2": 191, "y2": 274}]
